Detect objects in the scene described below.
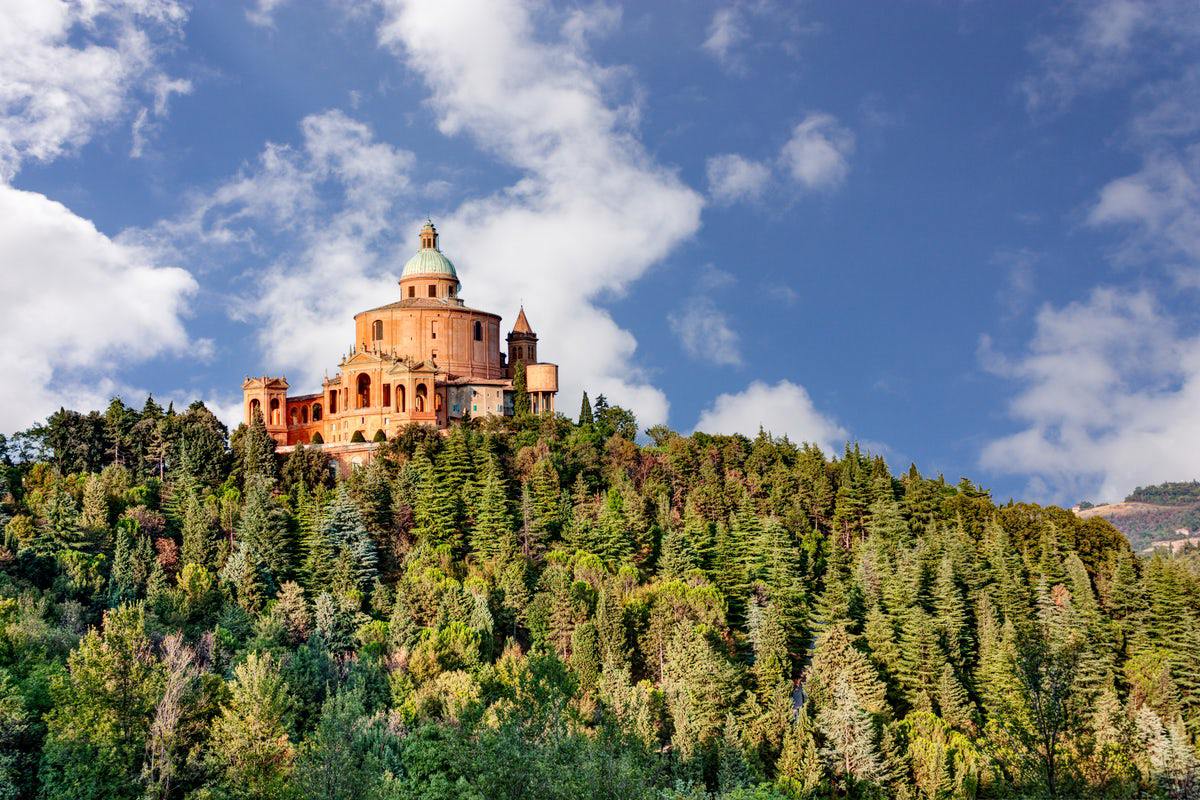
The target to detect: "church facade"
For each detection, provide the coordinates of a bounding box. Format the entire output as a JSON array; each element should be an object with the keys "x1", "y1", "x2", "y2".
[{"x1": 242, "y1": 221, "x2": 558, "y2": 448}]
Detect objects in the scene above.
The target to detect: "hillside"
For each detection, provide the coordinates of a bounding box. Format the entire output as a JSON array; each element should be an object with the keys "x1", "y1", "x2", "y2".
[
  {"x1": 1, "y1": 398, "x2": 1196, "y2": 800},
  {"x1": 1076, "y1": 481, "x2": 1200, "y2": 551}
]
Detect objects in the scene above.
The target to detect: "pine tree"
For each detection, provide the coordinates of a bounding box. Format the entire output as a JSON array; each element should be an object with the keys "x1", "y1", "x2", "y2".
[
  {"x1": 933, "y1": 555, "x2": 971, "y2": 671},
  {"x1": 208, "y1": 652, "x2": 296, "y2": 800},
  {"x1": 470, "y1": 456, "x2": 516, "y2": 560},
  {"x1": 817, "y1": 679, "x2": 886, "y2": 791},
  {"x1": 80, "y1": 474, "x2": 109, "y2": 533},
  {"x1": 236, "y1": 476, "x2": 293, "y2": 591},
  {"x1": 805, "y1": 625, "x2": 888, "y2": 716},
  {"x1": 597, "y1": 487, "x2": 632, "y2": 565},
  {"x1": 180, "y1": 489, "x2": 215, "y2": 569},
  {"x1": 318, "y1": 484, "x2": 377, "y2": 595},
  {"x1": 241, "y1": 408, "x2": 279, "y2": 483},
  {"x1": 413, "y1": 445, "x2": 459, "y2": 550},
  {"x1": 777, "y1": 705, "x2": 825, "y2": 797},
  {"x1": 108, "y1": 516, "x2": 147, "y2": 607}
]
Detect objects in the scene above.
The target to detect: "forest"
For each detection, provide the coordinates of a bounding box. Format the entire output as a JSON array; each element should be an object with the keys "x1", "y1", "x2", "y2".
[{"x1": 1, "y1": 391, "x2": 1198, "y2": 800}]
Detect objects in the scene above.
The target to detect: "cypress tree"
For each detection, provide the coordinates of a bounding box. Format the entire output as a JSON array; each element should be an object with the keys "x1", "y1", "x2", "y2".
[
  {"x1": 578, "y1": 391, "x2": 593, "y2": 426},
  {"x1": 512, "y1": 361, "x2": 530, "y2": 417}
]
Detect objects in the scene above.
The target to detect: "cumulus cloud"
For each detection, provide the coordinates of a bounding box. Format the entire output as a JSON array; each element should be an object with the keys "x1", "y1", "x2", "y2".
[
  {"x1": 780, "y1": 112, "x2": 854, "y2": 191},
  {"x1": 0, "y1": 186, "x2": 198, "y2": 431},
  {"x1": 980, "y1": 287, "x2": 1200, "y2": 504},
  {"x1": 0, "y1": 0, "x2": 199, "y2": 432},
  {"x1": 366, "y1": 0, "x2": 704, "y2": 426},
  {"x1": 706, "y1": 153, "x2": 771, "y2": 204},
  {"x1": 1088, "y1": 144, "x2": 1200, "y2": 271},
  {"x1": 695, "y1": 380, "x2": 847, "y2": 453},
  {"x1": 0, "y1": 0, "x2": 189, "y2": 179},
  {"x1": 138, "y1": 109, "x2": 416, "y2": 389}
]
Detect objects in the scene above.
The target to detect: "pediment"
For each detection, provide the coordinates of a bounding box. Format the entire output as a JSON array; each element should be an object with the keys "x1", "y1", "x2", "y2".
[{"x1": 342, "y1": 351, "x2": 385, "y2": 367}]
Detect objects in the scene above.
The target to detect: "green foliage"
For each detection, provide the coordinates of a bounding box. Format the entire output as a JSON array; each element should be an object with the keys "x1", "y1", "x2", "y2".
[{"x1": 4, "y1": 397, "x2": 1199, "y2": 799}]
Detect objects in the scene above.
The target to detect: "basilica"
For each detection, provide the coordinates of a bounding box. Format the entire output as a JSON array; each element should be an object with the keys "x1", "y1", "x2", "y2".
[{"x1": 242, "y1": 221, "x2": 558, "y2": 450}]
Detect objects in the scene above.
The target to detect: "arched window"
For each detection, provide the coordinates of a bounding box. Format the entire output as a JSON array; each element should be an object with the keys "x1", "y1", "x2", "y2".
[
  {"x1": 372, "y1": 319, "x2": 383, "y2": 340},
  {"x1": 329, "y1": 391, "x2": 338, "y2": 414},
  {"x1": 397, "y1": 384, "x2": 406, "y2": 412},
  {"x1": 382, "y1": 384, "x2": 391, "y2": 407},
  {"x1": 435, "y1": 392, "x2": 442, "y2": 412},
  {"x1": 289, "y1": 407, "x2": 298, "y2": 425},
  {"x1": 473, "y1": 320, "x2": 483, "y2": 341},
  {"x1": 312, "y1": 403, "x2": 322, "y2": 421},
  {"x1": 269, "y1": 397, "x2": 281, "y2": 426},
  {"x1": 415, "y1": 383, "x2": 428, "y2": 412},
  {"x1": 514, "y1": 346, "x2": 522, "y2": 360},
  {"x1": 301, "y1": 406, "x2": 309, "y2": 424},
  {"x1": 356, "y1": 373, "x2": 371, "y2": 409},
  {"x1": 249, "y1": 398, "x2": 261, "y2": 421}
]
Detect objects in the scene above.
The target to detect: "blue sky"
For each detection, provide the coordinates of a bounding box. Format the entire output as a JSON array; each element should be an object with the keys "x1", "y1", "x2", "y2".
[{"x1": 3, "y1": 0, "x2": 1200, "y2": 505}]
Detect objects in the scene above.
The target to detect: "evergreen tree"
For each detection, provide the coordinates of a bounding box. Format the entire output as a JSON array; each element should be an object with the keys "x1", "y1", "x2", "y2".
[
  {"x1": 318, "y1": 484, "x2": 378, "y2": 595},
  {"x1": 777, "y1": 705, "x2": 825, "y2": 798},
  {"x1": 236, "y1": 476, "x2": 293, "y2": 591},
  {"x1": 208, "y1": 652, "x2": 296, "y2": 800},
  {"x1": 241, "y1": 408, "x2": 279, "y2": 483},
  {"x1": 180, "y1": 489, "x2": 215, "y2": 569},
  {"x1": 470, "y1": 456, "x2": 516, "y2": 560},
  {"x1": 39, "y1": 605, "x2": 164, "y2": 800},
  {"x1": 578, "y1": 391, "x2": 594, "y2": 426},
  {"x1": 512, "y1": 362, "x2": 530, "y2": 417},
  {"x1": 816, "y1": 680, "x2": 886, "y2": 792}
]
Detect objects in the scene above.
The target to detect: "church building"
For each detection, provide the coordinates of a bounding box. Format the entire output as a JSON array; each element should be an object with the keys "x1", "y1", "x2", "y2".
[{"x1": 242, "y1": 221, "x2": 558, "y2": 449}]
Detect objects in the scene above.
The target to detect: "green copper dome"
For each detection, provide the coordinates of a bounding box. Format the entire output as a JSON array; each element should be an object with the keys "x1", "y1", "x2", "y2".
[
  {"x1": 401, "y1": 220, "x2": 458, "y2": 279},
  {"x1": 401, "y1": 247, "x2": 457, "y2": 279}
]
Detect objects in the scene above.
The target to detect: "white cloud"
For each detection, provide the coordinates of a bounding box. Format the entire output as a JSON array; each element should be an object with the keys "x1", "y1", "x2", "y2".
[
  {"x1": 980, "y1": 287, "x2": 1200, "y2": 504},
  {"x1": 706, "y1": 153, "x2": 770, "y2": 204},
  {"x1": 695, "y1": 380, "x2": 847, "y2": 453},
  {"x1": 1088, "y1": 145, "x2": 1200, "y2": 271},
  {"x1": 668, "y1": 295, "x2": 742, "y2": 367},
  {"x1": 0, "y1": 0, "x2": 189, "y2": 180},
  {"x1": 139, "y1": 109, "x2": 416, "y2": 391},
  {"x1": 1021, "y1": 0, "x2": 1200, "y2": 113},
  {"x1": 703, "y1": 8, "x2": 749, "y2": 69},
  {"x1": 0, "y1": 185, "x2": 197, "y2": 431},
  {"x1": 366, "y1": 0, "x2": 704, "y2": 426},
  {"x1": 246, "y1": 0, "x2": 290, "y2": 27},
  {"x1": 780, "y1": 112, "x2": 854, "y2": 191}
]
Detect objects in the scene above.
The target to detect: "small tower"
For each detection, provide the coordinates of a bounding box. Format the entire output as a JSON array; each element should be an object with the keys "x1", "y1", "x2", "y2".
[
  {"x1": 241, "y1": 376, "x2": 289, "y2": 445},
  {"x1": 506, "y1": 306, "x2": 537, "y2": 376}
]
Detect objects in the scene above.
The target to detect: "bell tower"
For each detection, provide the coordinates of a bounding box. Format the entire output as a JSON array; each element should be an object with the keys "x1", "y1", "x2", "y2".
[{"x1": 506, "y1": 306, "x2": 537, "y2": 376}]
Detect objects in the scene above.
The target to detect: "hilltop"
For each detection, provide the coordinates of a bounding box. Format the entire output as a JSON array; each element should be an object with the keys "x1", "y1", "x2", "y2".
[{"x1": 1075, "y1": 480, "x2": 1200, "y2": 551}]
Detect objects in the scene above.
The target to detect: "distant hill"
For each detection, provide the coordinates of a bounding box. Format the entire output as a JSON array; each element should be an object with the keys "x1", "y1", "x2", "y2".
[
  {"x1": 1076, "y1": 486, "x2": 1200, "y2": 551},
  {"x1": 1125, "y1": 480, "x2": 1200, "y2": 506}
]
